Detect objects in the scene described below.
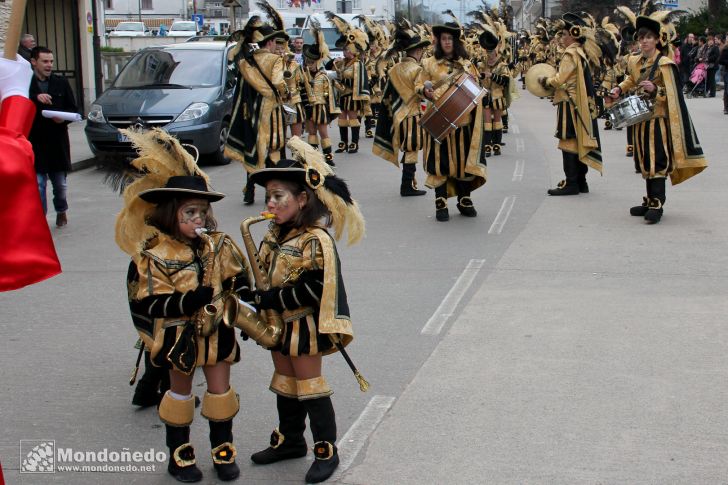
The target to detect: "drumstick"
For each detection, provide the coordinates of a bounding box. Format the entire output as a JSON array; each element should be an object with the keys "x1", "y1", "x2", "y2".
[{"x1": 1, "y1": 0, "x2": 29, "y2": 60}]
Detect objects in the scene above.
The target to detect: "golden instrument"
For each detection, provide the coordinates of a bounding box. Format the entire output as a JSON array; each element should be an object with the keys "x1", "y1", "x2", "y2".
[
  {"x1": 193, "y1": 228, "x2": 221, "y2": 337},
  {"x1": 525, "y1": 63, "x2": 556, "y2": 98},
  {"x1": 221, "y1": 212, "x2": 283, "y2": 349}
]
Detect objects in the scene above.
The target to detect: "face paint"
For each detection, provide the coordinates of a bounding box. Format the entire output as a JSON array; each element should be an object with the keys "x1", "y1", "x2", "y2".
[
  {"x1": 265, "y1": 181, "x2": 305, "y2": 225},
  {"x1": 177, "y1": 199, "x2": 210, "y2": 240}
]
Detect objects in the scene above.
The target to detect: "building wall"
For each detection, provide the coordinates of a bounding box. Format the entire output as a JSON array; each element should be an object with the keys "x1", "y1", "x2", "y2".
[{"x1": 104, "y1": 0, "x2": 186, "y2": 18}]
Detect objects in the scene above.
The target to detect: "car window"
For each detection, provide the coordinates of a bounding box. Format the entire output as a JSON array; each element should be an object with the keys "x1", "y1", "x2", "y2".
[
  {"x1": 301, "y1": 28, "x2": 340, "y2": 49},
  {"x1": 114, "y1": 49, "x2": 223, "y2": 88},
  {"x1": 117, "y1": 23, "x2": 144, "y2": 31},
  {"x1": 171, "y1": 22, "x2": 197, "y2": 31}
]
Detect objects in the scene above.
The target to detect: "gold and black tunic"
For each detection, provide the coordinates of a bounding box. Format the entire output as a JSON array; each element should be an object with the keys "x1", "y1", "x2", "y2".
[
  {"x1": 257, "y1": 224, "x2": 353, "y2": 357},
  {"x1": 285, "y1": 56, "x2": 306, "y2": 124},
  {"x1": 617, "y1": 52, "x2": 707, "y2": 183},
  {"x1": 479, "y1": 59, "x2": 511, "y2": 112},
  {"x1": 334, "y1": 58, "x2": 370, "y2": 115},
  {"x1": 133, "y1": 233, "x2": 252, "y2": 373},
  {"x1": 308, "y1": 68, "x2": 340, "y2": 126}
]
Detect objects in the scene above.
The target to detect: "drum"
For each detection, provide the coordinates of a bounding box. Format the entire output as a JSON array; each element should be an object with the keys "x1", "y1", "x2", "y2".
[
  {"x1": 606, "y1": 95, "x2": 653, "y2": 129},
  {"x1": 419, "y1": 73, "x2": 486, "y2": 143},
  {"x1": 282, "y1": 104, "x2": 298, "y2": 125}
]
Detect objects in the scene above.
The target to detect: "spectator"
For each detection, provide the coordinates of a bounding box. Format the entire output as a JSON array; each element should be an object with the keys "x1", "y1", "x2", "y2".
[
  {"x1": 292, "y1": 36, "x2": 304, "y2": 65},
  {"x1": 17, "y1": 34, "x2": 35, "y2": 62},
  {"x1": 28, "y1": 46, "x2": 77, "y2": 227},
  {"x1": 158, "y1": 23, "x2": 167, "y2": 36},
  {"x1": 679, "y1": 33, "x2": 696, "y2": 86},
  {"x1": 209, "y1": 25, "x2": 218, "y2": 35},
  {"x1": 706, "y1": 34, "x2": 720, "y2": 97},
  {"x1": 719, "y1": 36, "x2": 728, "y2": 114}
]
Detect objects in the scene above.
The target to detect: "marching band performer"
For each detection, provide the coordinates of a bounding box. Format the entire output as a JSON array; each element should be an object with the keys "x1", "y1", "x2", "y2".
[
  {"x1": 538, "y1": 12, "x2": 603, "y2": 196},
  {"x1": 372, "y1": 19, "x2": 430, "y2": 197},
  {"x1": 115, "y1": 128, "x2": 254, "y2": 483},
  {"x1": 477, "y1": 24, "x2": 511, "y2": 157},
  {"x1": 417, "y1": 20, "x2": 486, "y2": 221},
  {"x1": 517, "y1": 32, "x2": 531, "y2": 90},
  {"x1": 326, "y1": 12, "x2": 371, "y2": 155},
  {"x1": 303, "y1": 19, "x2": 341, "y2": 166},
  {"x1": 281, "y1": 41, "x2": 306, "y2": 138},
  {"x1": 225, "y1": 1, "x2": 290, "y2": 205},
  {"x1": 247, "y1": 137, "x2": 365, "y2": 484},
  {"x1": 609, "y1": 9, "x2": 707, "y2": 224}
]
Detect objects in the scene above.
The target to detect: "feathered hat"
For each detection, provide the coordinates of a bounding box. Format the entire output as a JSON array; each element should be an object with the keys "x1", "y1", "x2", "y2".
[
  {"x1": 111, "y1": 128, "x2": 222, "y2": 257},
  {"x1": 303, "y1": 18, "x2": 330, "y2": 68},
  {"x1": 434, "y1": 10, "x2": 463, "y2": 39},
  {"x1": 325, "y1": 11, "x2": 369, "y2": 55},
  {"x1": 634, "y1": 0, "x2": 686, "y2": 52},
  {"x1": 249, "y1": 136, "x2": 365, "y2": 245},
  {"x1": 388, "y1": 18, "x2": 430, "y2": 54},
  {"x1": 253, "y1": 0, "x2": 290, "y2": 45},
  {"x1": 354, "y1": 15, "x2": 388, "y2": 52}
]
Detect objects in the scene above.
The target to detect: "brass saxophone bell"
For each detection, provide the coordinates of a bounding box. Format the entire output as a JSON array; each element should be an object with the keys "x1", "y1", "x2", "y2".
[{"x1": 222, "y1": 295, "x2": 283, "y2": 349}]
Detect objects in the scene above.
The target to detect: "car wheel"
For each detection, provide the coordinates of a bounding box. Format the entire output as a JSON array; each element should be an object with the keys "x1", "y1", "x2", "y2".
[{"x1": 205, "y1": 120, "x2": 231, "y2": 165}]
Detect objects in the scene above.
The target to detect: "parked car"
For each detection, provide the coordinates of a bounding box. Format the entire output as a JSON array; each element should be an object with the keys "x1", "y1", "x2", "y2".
[
  {"x1": 85, "y1": 42, "x2": 237, "y2": 165},
  {"x1": 167, "y1": 20, "x2": 199, "y2": 38},
  {"x1": 109, "y1": 21, "x2": 151, "y2": 37}
]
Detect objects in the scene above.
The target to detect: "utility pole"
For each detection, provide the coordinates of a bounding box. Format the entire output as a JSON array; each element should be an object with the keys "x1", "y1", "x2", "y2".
[{"x1": 138, "y1": 0, "x2": 142, "y2": 21}]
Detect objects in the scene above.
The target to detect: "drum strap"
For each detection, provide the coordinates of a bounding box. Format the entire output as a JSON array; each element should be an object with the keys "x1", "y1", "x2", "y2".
[{"x1": 646, "y1": 54, "x2": 662, "y2": 82}]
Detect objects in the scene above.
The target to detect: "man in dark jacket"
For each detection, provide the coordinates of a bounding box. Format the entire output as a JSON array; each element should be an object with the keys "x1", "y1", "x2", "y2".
[
  {"x1": 679, "y1": 33, "x2": 696, "y2": 86},
  {"x1": 29, "y1": 46, "x2": 77, "y2": 227},
  {"x1": 705, "y1": 34, "x2": 720, "y2": 97}
]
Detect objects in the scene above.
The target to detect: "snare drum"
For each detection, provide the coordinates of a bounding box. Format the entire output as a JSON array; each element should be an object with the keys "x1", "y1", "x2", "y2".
[
  {"x1": 606, "y1": 95, "x2": 653, "y2": 129},
  {"x1": 419, "y1": 74, "x2": 486, "y2": 143},
  {"x1": 282, "y1": 104, "x2": 298, "y2": 125}
]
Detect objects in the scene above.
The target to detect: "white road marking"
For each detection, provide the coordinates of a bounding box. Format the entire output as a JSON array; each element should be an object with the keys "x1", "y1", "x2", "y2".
[
  {"x1": 488, "y1": 196, "x2": 517, "y2": 235},
  {"x1": 516, "y1": 138, "x2": 525, "y2": 152},
  {"x1": 511, "y1": 124, "x2": 520, "y2": 134},
  {"x1": 512, "y1": 159, "x2": 525, "y2": 181},
  {"x1": 332, "y1": 395, "x2": 396, "y2": 480},
  {"x1": 421, "y1": 259, "x2": 486, "y2": 335}
]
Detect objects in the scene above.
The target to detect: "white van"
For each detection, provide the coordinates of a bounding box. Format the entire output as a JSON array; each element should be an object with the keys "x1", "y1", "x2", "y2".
[
  {"x1": 110, "y1": 21, "x2": 151, "y2": 37},
  {"x1": 168, "y1": 20, "x2": 199, "y2": 38}
]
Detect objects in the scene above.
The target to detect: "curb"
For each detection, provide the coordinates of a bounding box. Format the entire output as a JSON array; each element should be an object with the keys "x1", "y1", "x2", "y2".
[{"x1": 71, "y1": 157, "x2": 98, "y2": 172}]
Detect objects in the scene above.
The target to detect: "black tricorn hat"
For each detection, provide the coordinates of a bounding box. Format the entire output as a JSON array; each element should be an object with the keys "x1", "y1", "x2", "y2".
[
  {"x1": 478, "y1": 28, "x2": 499, "y2": 50},
  {"x1": 249, "y1": 158, "x2": 354, "y2": 203},
  {"x1": 257, "y1": 24, "x2": 289, "y2": 44},
  {"x1": 562, "y1": 12, "x2": 587, "y2": 28},
  {"x1": 392, "y1": 30, "x2": 431, "y2": 52},
  {"x1": 432, "y1": 22, "x2": 461, "y2": 37},
  {"x1": 303, "y1": 43, "x2": 322, "y2": 61},
  {"x1": 138, "y1": 175, "x2": 225, "y2": 203},
  {"x1": 635, "y1": 15, "x2": 664, "y2": 45}
]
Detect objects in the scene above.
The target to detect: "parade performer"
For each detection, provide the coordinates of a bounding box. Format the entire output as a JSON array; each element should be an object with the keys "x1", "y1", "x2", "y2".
[
  {"x1": 327, "y1": 12, "x2": 370, "y2": 154},
  {"x1": 417, "y1": 19, "x2": 486, "y2": 221},
  {"x1": 0, "y1": 54, "x2": 61, "y2": 291},
  {"x1": 475, "y1": 22, "x2": 511, "y2": 157},
  {"x1": 281, "y1": 42, "x2": 306, "y2": 138},
  {"x1": 517, "y1": 32, "x2": 531, "y2": 90},
  {"x1": 357, "y1": 15, "x2": 388, "y2": 139},
  {"x1": 538, "y1": 12, "x2": 602, "y2": 196},
  {"x1": 225, "y1": 1, "x2": 290, "y2": 205},
  {"x1": 609, "y1": 9, "x2": 707, "y2": 224},
  {"x1": 114, "y1": 128, "x2": 253, "y2": 482},
  {"x1": 247, "y1": 137, "x2": 365, "y2": 484},
  {"x1": 303, "y1": 19, "x2": 340, "y2": 166},
  {"x1": 372, "y1": 19, "x2": 429, "y2": 197}
]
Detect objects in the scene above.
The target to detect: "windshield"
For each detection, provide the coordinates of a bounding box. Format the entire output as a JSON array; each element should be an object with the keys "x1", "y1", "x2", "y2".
[
  {"x1": 171, "y1": 22, "x2": 197, "y2": 31},
  {"x1": 114, "y1": 49, "x2": 223, "y2": 88},
  {"x1": 116, "y1": 23, "x2": 144, "y2": 31},
  {"x1": 301, "y1": 28, "x2": 340, "y2": 50}
]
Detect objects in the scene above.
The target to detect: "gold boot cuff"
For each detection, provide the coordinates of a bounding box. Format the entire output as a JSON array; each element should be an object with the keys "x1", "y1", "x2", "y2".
[
  {"x1": 296, "y1": 376, "x2": 332, "y2": 400},
  {"x1": 338, "y1": 118, "x2": 350, "y2": 128},
  {"x1": 321, "y1": 137, "x2": 332, "y2": 150},
  {"x1": 270, "y1": 372, "x2": 298, "y2": 398},
  {"x1": 403, "y1": 151, "x2": 418, "y2": 164},
  {"x1": 307, "y1": 134, "x2": 319, "y2": 145},
  {"x1": 211, "y1": 442, "x2": 237, "y2": 465},
  {"x1": 494, "y1": 121, "x2": 503, "y2": 130},
  {"x1": 159, "y1": 392, "x2": 195, "y2": 427},
  {"x1": 349, "y1": 118, "x2": 361, "y2": 128},
  {"x1": 201, "y1": 387, "x2": 240, "y2": 422},
  {"x1": 484, "y1": 122, "x2": 493, "y2": 131}
]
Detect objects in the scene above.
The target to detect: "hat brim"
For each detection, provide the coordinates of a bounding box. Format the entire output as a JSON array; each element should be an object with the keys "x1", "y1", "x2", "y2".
[
  {"x1": 138, "y1": 187, "x2": 226, "y2": 203},
  {"x1": 432, "y1": 25, "x2": 461, "y2": 37},
  {"x1": 635, "y1": 16, "x2": 662, "y2": 42},
  {"x1": 259, "y1": 30, "x2": 289, "y2": 44},
  {"x1": 403, "y1": 39, "x2": 431, "y2": 51},
  {"x1": 303, "y1": 44, "x2": 321, "y2": 61},
  {"x1": 249, "y1": 167, "x2": 307, "y2": 188}
]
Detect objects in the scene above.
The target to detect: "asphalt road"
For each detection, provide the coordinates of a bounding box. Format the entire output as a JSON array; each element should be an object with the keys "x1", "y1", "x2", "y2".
[{"x1": 2, "y1": 88, "x2": 726, "y2": 484}]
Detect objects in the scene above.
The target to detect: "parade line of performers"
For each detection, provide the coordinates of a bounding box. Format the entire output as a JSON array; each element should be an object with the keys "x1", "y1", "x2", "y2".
[
  {"x1": 112, "y1": 1, "x2": 709, "y2": 484},
  {"x1": 218, "y1": 0, "x2": 706, "y2": 225}
]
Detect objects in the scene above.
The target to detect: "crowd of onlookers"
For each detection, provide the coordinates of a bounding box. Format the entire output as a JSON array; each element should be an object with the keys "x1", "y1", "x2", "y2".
[{"x1": 676, "y1": 29, "x2": 728, "y2": 114}]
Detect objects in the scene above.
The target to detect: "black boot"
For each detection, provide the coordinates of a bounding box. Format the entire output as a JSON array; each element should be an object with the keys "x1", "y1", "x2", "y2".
[
  {"x1": 323, "y1": 145, "x2": 335, "y2": 167},
  {"x1": 349, "y1": 125, "x2": 360, "y2": 153},
  {"x1": 630, "y1": 196, "x2": 649, "y2": 216},
  {"x1": 434, "y1": 185, "x2": 449, "y2": 221},
  {"x1": 548, "y1": 152, "x2": 580, "y2": 196},
  {"x1": 455, "y1": 180, "x2": 477, "y2": 217},
  {"x1": 132, "y1": 352, "x2": 165, "y2": 407},
  {"x1": 251, "y1": 395, "x2": 308, "y2": 465},
  {"x1": 644, "y1": 178, "x2": 665, "y2": 224},
  {"x1": 365, "y1": 116, "x2": 374, "y2": 138},
  {"x1": 243, "y1": 175, "x2": 255, "y2": 205},
  {"x1": 482, "y1": 129, "x2": 493, "y2": 160},
  {"x1": 303, "y1": 397, "x2": 339, "y2": 484},
  {"x1": 335, "y1": 126, "x2": 348, "y2": 153},
  {"x1": 166, "y1": 425, "x2": 203, "y2": 483},
  {"x1": 492, "y1": 129, "x2": 502, "y2": 156},
  {"x1": 577, "y1": 159, "x2": 589, "y2": 193},
  {"x1": 400, "y1": 160, "x2": 426, "y2": 196},
  {"x1": 502, "y1": 114, "x2": 509, "y2": 133},
  {"x1": 724, "y1": 95, "x2": 728, "y2": 114},
  {"x1": 209, "y1": 420, "x2": 239, "y2": 481}
]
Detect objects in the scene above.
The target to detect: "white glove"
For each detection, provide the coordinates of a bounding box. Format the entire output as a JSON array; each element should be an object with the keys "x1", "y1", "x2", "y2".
[{"x1": 0, "y1": 55, "x2": 33, "y2": 102}]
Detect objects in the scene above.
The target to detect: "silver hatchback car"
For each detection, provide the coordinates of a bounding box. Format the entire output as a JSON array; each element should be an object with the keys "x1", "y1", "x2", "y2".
[{"x1": 85, "y1": 42, "x2": 236, "y2": 165}]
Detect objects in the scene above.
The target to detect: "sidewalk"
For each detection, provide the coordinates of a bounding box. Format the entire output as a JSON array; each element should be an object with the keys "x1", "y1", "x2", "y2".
[
  {"x1": 340, "y1": 93, "x2": 728, "y2": 484},
  {"x1": 69, "y1": 120, "x2": 96, "y2": 171}
]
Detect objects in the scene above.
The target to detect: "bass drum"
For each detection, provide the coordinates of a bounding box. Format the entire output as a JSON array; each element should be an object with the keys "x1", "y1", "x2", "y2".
[{"x1": 419, "y1": 73, "x2": 486, "y2": 144}]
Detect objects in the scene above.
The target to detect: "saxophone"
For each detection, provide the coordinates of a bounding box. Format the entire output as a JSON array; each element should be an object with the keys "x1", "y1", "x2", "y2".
[
  {"x1": 193, "y1": 228, "x2": 221, "y2": 337},
  {"x1": 221, "y1": 213, "x2": 283, "y2": 349}
]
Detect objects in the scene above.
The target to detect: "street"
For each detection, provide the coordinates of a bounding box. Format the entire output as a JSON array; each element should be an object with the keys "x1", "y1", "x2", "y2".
[{"x1": 2, "y1": 88, "x2": 728, "y2": 484}]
